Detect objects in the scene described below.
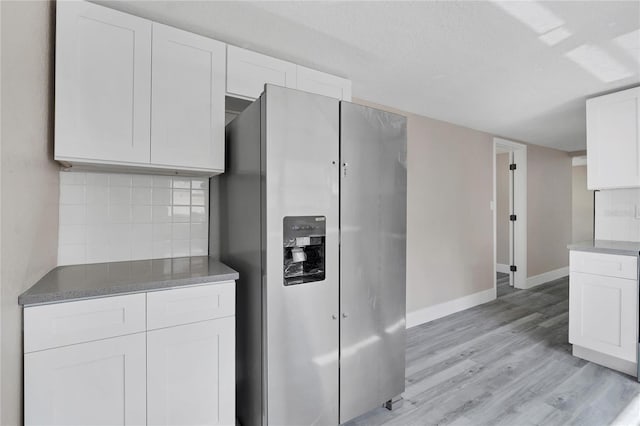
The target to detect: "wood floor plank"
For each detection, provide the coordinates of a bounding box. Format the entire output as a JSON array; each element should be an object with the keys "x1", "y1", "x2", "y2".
[{"x1": 343, "y1": 277, "x2": 640, "y2": 426}]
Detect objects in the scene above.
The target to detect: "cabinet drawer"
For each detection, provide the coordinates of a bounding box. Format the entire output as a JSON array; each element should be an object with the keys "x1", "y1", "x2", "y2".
[
  {"x1": 24, "y1": 293, "x2": 146, "y2": 353},
  {"x1": 146, "y1": 282, "x2": 235, "y2": 330},
  {"x1": 570, "y1": 251, "x2": 638, "y2": 279}
]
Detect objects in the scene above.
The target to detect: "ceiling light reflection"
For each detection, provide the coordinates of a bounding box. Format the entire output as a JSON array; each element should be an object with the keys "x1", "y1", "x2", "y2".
[
  {"x1": 566, "y1": 44, "x2": 633, "y2": 83},
  {"x1": 539, "y1": 27, "x2": 572, "y2": 46},
  {"x1": 491, "y1": 1, "x2": 564, "y2": 34},
  {"x1": 614, "y1": 29, "x2": 640, "y2": 65}
]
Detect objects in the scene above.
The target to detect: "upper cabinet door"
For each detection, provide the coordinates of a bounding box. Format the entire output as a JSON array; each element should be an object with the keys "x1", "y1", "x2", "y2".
[
  {"x1": 55, "y1": 1, "x2": 152, "y2": 164},
  {"x1": 226, "y1": 46, "x2": 297, "y2": 100},
  {"x1": 587, "y1": 87, "x2": 640, "y2": 189},
  {"x1": 296, "y1": 66, "x2": 352, "y2": 101},
  {"x1": 151, "y1": 23, "x2": 226, "y2": 172}
]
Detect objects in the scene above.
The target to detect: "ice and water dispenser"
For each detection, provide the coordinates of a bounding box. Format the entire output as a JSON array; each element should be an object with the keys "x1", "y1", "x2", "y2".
[{"x1": 283, "y1": 216, "x2": 326, "y2": 286}]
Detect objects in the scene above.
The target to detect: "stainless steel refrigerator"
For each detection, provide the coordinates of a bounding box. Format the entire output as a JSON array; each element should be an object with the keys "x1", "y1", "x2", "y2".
[{"x1": 218, "y1": 85, "x2": 406, "y2": 426}]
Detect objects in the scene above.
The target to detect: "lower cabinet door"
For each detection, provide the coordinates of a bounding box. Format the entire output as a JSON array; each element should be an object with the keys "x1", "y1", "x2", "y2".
[
  {"x1": 569, "y1": 271, "x2": 638, "y2": 362},
  {"x1": 24, "y1": 333, "x2": 146, "y2": 426},
  {"x1": 147, "y1": 317, "x2": 235, "y2": 426}
]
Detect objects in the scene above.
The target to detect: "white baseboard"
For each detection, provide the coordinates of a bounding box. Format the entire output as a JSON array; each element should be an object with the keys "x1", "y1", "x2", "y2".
[
  {"x1": 406, "y1": 288, "x2": 496, "y2": 328},
  {"x1": 524, "y1": 266, "x2": 569, "y2": 289},
  {"x1": 496, "y1": 264, "x2": 510, "y2": 274}
]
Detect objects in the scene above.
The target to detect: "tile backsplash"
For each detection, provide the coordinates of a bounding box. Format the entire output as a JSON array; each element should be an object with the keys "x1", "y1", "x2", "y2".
[
  {"x1": 594, "y1": 188, "x2": 640, "y2": 242},
  {"x1": 58, "y1": 171, "x2": 209, "y2": 266}
]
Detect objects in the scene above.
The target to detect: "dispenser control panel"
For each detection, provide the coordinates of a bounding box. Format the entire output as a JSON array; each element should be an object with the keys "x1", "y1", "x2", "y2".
[{"x1": 283, "y1": 216, "x2": 326, "y2": 286}]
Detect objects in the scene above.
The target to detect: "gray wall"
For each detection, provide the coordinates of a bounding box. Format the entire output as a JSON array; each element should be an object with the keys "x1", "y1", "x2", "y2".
[
  {"x1": 354, "y1": 98, "x2": 494, "y2": 313},
  {"x1": 526, "y1": 143, "x2": 572, "y2": 277},
  {"x1": 496, "y1": 153, "x2": 509, "y2": 265},
  {"x1": 1, "y1": 1, "x2": 59, "y2": 424},
  {"x1": 572, "y1": 165, "x2": 593, "y2": 243}
]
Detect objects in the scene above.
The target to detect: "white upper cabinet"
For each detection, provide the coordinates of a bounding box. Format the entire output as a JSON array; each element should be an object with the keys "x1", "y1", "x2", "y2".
[
  {"x1": 151, "y1": 24, "x2": 226, "y2": 172},
  {"x1": 55, "y1": 1, "x2": 152, "y2": 165},
  {"x1": 587, "y1": 87, "x2": 640, "y2": 189},
  {"x1": 226, "y1": 46, "x2": 297, "y2": 100},
  {"x1": 296, "y1": 65, "x2": 352, "y2": 101}
]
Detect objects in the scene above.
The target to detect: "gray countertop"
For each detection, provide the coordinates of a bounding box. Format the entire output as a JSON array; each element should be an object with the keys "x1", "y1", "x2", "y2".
[
  {"x1": 568, "y1": 240, "x2": 640, "y2": 257},
  {"x1": 19, "y1": 257, "x2": 239, "y2": 306}
]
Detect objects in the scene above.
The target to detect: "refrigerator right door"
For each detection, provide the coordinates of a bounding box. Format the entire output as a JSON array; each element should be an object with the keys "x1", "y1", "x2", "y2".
[{"x1": 339, "y1": 102, "x2": 407, "y2": 423}]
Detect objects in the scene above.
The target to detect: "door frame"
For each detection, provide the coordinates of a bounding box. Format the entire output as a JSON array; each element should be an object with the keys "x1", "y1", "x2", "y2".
[{"x1": 493, "y1": 138, "x2": 527, "y2": 290}]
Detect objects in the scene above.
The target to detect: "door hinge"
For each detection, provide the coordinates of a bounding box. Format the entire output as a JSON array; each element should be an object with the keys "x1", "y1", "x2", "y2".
[
  {"x1": 509, "y1": 163, "x2": 517, "y2": 171},
  {"x1": 510, "y1": 214, "x2": 517, "y2": 221},
  {"x1": 510, "y1": 265, "x2": 517, "y2": 272}
]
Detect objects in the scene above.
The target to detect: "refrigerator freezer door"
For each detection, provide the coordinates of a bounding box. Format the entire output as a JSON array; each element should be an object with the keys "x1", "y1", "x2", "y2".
[
  {"x1": 339, "y1": 102, "x2": 407, "y2": 423},
  {"x1": 263, "y1": 86, "x2": 340, "y2": 425}
]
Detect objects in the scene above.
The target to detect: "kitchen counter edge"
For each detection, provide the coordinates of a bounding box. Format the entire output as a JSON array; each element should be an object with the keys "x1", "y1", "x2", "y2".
[
  {"x1": 18, "y1": 257, "x2": 239, "y2": 307},
  {"x1": 568, "y1": 240, "x2": 640, "y2": 257}
]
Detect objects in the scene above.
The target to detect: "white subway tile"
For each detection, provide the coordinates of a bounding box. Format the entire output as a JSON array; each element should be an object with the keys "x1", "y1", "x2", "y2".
[
  {"x1": 132, "y1": 224, "x2": 152, "y2": 242},
  {"x1": 132, "y1": 175, "x2": 153, "y2": 187},
  {"x1": 153, "y1": 241, "x2": 172, "y2": 259},
  {"x1": 132, "y1": 205, "x2": 152, "y2": 224},
  {"x1": 109, "y1": 186, "x2": 132, "y2": 205},
  {"x1": 173, "y1": 206, "x2": 190, "y2": 223},
  {"x1": 191, "y1": 178, "x2": 208, "y2": 190},
  {"x1": 153, "y1": 176, "x2": 172, "y2": 188},
  {"x1": 109, "y1": 204, "x2": 132, "y2": 224},
  {"x1": 152, "y1": 223, "x2": 172, "y2": 241},
  {"x1": 191, "y1": 206, "x2": 207, "y2": 223},
  {"x1": 86, "y1": 244, "x2": 110, "y2": 263},
  {"x1": 60, "y1": 185, "x2": 86, "y2": 205},
  {"x1": 172, "y1": 189, "x2": 191, "y2": 206},
  {"x1": 172, "y1": 240, "x2": 190, "y2": 257},
  {"x1": 190, "y1": 222, "x2": 208, "y2": 240},
  {"x1": 86, "y1": 173, "x2": 109, "y2": 186},
  {"x1": 132, "y1": 241, "x2": 153, "y2": 260},
  {"x1": 190, "y1": 239, "x2": 208, "y2": 256},
  {"x1": 109, "y1": 174, "x2": 133, "y2": 187},
  {"x1": 60, "y1": 205, "x2": 86, "y2": 225},
  {"x1": 59, "y1": 225, "x2": 86, "y2": 245},
  {"x1": 152, "y1": 206, "x2": 172, "y2": 223},
  {"x1": 172, "y1": 223, "x2": 190, "y2": 240},
  {"x1": 152, "y1": 188, "x2": 171, "y2": 205},
  {"x1": 86, "y1": 185, "x2": 109, "y2": 206},
  {"x1": 86, "y1": 225, "x2": 109, "y2": 246},
  {"x1": 58, "y1": 171, "x2": 209, "y2": 266},
  {"x1": 58, "y1": 244, "x2": 86, "y2": 266},
  {"x1": 86, "y1": 204, "x2": 109, "y2": 225},
  {"x1": 132, "y1": 187, "x2": 152, "y2": 205},
  {"x1": 191, "y1": 190, "x2": 206, "y2": 206},
  {"x1": 172, "y1": 178, "x2": 191, "y2": 189},
  {"x1": 60, "y1": 172, "x2": 85, "y2": 185}
]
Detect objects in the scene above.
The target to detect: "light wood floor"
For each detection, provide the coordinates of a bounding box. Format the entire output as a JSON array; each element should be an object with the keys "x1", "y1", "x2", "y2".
[{"x1": 345, "y1": 276, "x2": 640, "y2": 426}]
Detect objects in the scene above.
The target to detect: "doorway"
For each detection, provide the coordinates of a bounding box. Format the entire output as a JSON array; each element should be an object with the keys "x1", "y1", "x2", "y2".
[{"x1": 493, "y1": 138, "x2": 527, "y2": 294}]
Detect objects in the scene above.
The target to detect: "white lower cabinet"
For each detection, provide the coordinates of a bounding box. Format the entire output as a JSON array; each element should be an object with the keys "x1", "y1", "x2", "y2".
[
  {"x1": 24, "y1": 282, "x2": 236, "y2": 426},
  {"x1": 569, "y1": 251, "x2": 638, "y2": 376},
  {"x1": 147, "y1": 317, "x2": 235, "y2": 426},
  {"x1": 25, "y1": 333, "x2": 147, "y2": 426}
]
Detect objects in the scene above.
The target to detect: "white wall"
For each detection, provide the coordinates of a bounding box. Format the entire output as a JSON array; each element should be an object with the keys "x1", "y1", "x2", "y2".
[
  {"x1": 572, "y1": 165, "x2": 594, "y2": 242},
  {"x1": 1, "y1": 2, "x2": 58, "y2": 424},
  {"x1": 595, "y1": 189, "x2": 640, "y2": 242},
  {"x1": 496, "y1": 153, "x2": 510, "y2": 265},
  {"x1": 58, "y1": 172, "x2": 209, "y2": 265}
]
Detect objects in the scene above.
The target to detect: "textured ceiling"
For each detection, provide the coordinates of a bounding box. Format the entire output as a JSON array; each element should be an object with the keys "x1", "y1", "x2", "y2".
[{"x1": 97, "y1": 1, "x2": 640, "y2": 151}]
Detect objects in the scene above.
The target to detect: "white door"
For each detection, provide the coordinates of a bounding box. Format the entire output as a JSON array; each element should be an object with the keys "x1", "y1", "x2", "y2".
[
  {"x1": 569, "y1": 272, "x2": 638, "y2": 362},
  {"x1": 587, "y1": 87, "x2": 640, "y2": 189},
  {"x1": 24, "y1": 333, "x2": 146, "y2": 426},
  {"x1": 55, "y1": 1, "x2": 152, "y2": 164},
  {"x1": 147, "y1": 317, "x2": 235, "y2": 426},
  {"x1": 151, "y1": 23, "x2": 226, "y2": 171},
  {"x1": 296, "y1": 65, "x2": 352, "y2": 101},
  {"x1": 226, "y1": 46, "x2": 297, "y2": 99}
]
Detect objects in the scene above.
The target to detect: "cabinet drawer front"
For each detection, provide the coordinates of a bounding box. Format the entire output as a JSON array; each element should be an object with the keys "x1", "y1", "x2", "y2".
[
  {"x1": 570, "y1": 251, "x2": 638, "y2": 279},
  {"x1": 147, "y1": 282, "x2": 235, "y2": 330},
  {"x1": 24, "y1": 293, "x2": 146, "y2": 353}
]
